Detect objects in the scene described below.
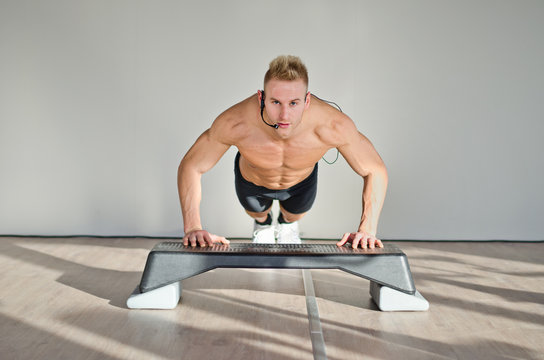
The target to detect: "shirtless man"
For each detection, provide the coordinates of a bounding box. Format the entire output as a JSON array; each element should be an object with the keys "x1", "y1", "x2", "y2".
[{"x1": 178, "y1": 55, "x2": 388, "y2": 249}]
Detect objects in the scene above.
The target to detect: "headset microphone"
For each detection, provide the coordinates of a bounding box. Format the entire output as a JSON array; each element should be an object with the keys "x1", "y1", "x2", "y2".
[{"x1": 260, "y1": 91, "x2": 279, "y2": 129}]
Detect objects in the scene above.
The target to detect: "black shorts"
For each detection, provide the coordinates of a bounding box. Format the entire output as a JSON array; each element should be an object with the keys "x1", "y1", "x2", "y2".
[{"x1": 234, "y1": 152, "x2": 318, "y2": 214}]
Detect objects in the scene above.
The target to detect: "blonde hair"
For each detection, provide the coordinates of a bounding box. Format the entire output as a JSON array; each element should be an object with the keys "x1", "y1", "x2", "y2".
[{"x1": 264, "y1": 55, "x2": 308, "y2": 88}]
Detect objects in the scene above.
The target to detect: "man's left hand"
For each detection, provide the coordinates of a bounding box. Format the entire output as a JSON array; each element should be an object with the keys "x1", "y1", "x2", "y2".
[{"x1": 337, "y1": 231, "x2": 383, "y2": 249}]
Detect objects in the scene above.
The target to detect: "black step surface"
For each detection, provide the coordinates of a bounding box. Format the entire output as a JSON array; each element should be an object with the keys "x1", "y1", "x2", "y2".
[
  {"x1": 138, "y1": 242, "x2": 416, "y2": 295},
  {"x1": 151, "y1": 242, "x2": 404, "y2": 255}
]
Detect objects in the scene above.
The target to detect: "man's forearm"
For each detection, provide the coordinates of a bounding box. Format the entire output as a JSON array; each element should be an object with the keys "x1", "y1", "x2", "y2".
[
  {"x1": 177, "y1": 164, "x2": 203, "y2": 233},
  {"x1": 359, "y1": 168, "x2": 388, "y2": 235}
]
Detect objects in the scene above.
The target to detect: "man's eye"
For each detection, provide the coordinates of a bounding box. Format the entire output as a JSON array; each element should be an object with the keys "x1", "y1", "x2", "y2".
[
  {"x1": 290, "y1": 102, "x2": 297, "y2": 106},
  {"x1": 273, "y1": 101, "x2": 280, "y2": 105}
]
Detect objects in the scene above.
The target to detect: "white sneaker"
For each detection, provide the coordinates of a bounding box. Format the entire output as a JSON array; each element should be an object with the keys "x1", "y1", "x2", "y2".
[
  {"x1": 252, "y1": 222, "x2": 276, "y2": 244},
  {"x1": 276, "y1": 221, "x2": 301, "y2": 244}
]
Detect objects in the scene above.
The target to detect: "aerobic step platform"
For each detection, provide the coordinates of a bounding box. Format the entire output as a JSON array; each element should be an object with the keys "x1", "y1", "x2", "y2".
[{"x1": 127, "y1": 242, "x2": 429, "y2": 311}]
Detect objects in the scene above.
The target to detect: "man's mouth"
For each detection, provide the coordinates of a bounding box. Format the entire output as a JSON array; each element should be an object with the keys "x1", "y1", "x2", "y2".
[{"x1": 277, "y1": 123, "x2": 290, "y2": 129}]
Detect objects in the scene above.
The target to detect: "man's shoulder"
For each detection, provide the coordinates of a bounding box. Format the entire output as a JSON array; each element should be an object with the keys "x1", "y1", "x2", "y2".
[
  {"x1": 311, "y1": 100, "x2": 358, "y2": 146},
  {"x1": 209, "y1": 94, "x2": 257, "y2": 143}
]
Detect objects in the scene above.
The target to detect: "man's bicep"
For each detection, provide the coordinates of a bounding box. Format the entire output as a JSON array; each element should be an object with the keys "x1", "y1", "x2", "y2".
[
  {"x1": 337, "y1": 127, "x2": 385, "y2": 177},
  {"x1": 181, "y1": 129, "x2": 231, "y2": 175}
]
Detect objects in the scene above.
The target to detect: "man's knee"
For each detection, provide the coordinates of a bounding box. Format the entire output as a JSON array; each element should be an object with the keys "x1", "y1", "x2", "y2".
[
  {"x1": 279, "y1": 206, "x2": 307, "y2": 223},
  {"x1": 245, "y1": 208, "x2": 272, "y2": 222}
]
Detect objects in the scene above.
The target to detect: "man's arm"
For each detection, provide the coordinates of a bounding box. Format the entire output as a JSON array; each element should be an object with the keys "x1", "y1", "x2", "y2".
[
  {"x1": 178, "y1": 124, "x2": 231, "y2": 247},
  {"x1": 334, "y1": 116, "x2": 389, "y2": 249}
]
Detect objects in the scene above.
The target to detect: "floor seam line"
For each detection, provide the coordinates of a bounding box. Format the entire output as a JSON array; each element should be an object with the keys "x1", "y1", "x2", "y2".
[{"x1": 302, "y1": 269, "x2": 328, "y2": 360}]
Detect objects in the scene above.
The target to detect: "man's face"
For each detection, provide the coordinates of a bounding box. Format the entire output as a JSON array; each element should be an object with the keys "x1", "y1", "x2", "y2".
[{"x1": 262, "y1": 79, "x2": 309, "y2": 136}]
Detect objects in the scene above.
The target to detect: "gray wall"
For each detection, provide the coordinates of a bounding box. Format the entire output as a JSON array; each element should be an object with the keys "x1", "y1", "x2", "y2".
[{"x1": 1, "y1": 0, "x2": 543, "y2": 240}]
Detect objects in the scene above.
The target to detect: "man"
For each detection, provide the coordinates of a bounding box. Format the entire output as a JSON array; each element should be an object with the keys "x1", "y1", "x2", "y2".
[{"x1": 178, "y1": 55, "x2": 388, "y2": 249}]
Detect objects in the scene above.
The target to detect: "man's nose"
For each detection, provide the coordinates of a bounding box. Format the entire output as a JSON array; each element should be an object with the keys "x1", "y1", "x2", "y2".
[{"x1": 280, "y1": 106, "x2": 289, "y2": 120}]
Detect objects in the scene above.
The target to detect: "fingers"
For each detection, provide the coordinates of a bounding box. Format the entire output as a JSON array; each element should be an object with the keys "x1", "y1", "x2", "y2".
[
  {"x1": 198, "y1": 232, "x2": 208, "y2": 247},
  {"x1": 357, "y1": 234, "x2": 382, "y2": 249},
  {"x1": 183, "y1": 230, "x2": 229, "y2": 247},
  {"x1": 337, "y1": 232, "x2": 383, "y2": 249},
  {"x1": 183, "y1": 230, "x2": 208, "y2": 247},
  {"x1": 351, "y1": 233, "x2": 365, "y2": 249},
  {"x1": 336, "y1": 232, "x2": 352, "y2": 247},
  {"x1": 211, "y1": 234, "x2": 230, "y2": 245}
]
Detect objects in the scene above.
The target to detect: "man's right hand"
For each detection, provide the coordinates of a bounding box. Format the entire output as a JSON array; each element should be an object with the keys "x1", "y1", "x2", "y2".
[{"x1": 182, "y1": 229, "x2": 230, "y2": 247}]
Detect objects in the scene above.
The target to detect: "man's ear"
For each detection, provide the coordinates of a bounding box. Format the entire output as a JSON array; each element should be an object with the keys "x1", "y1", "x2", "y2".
[{"x1": 305, "y1": 91, "x2": 311, "y2": 109}]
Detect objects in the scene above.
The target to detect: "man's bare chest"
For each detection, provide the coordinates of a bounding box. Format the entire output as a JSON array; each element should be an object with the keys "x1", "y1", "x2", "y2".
[{"x1": 237, "y1": 136, "x2": 328, "y2": 171}]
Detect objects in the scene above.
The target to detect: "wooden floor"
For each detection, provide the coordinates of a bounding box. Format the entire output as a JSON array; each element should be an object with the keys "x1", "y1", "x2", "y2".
[{"x1": 0, "y1": 237, "x2": 543, "y2": 360}]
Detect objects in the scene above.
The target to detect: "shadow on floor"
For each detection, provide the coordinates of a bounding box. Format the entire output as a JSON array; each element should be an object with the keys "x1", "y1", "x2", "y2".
[{"x1": 0, "y1": 313, "x2": 123, "y2": 360}]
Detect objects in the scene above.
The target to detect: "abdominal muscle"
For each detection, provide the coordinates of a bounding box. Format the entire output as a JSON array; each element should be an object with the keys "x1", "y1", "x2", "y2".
[{"x1": 238, "y1": 153, "x2": 317, "y2": 190}]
